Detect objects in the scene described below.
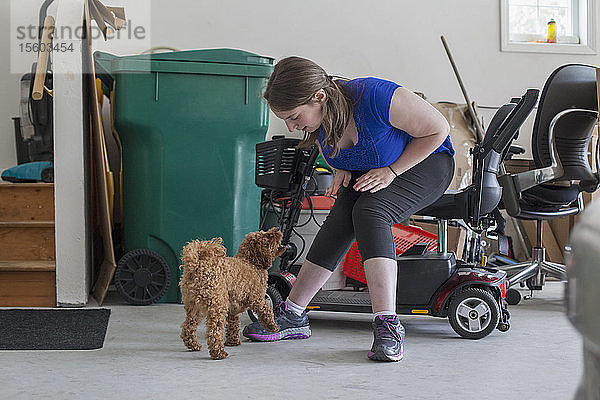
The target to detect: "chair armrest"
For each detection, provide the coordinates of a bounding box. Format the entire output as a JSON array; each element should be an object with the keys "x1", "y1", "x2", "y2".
[
  {"x1": 500, "y1": 164, "x2": 561, "y2": 193},
  {"x1": 497, "y1": 163, "x2": 559, "y2": 219},
  {"x1": 498, "y1": 160, "x2": 562, "y2": 219}
]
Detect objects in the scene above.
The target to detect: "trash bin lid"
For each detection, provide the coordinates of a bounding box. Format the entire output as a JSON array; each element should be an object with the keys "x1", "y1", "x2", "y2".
[
  {"x1": 95, "y1": 49, "x2": 274, "y2": 78},
  {"x1": 142, "y1": 48, "x2": 273, "y2": 66}
]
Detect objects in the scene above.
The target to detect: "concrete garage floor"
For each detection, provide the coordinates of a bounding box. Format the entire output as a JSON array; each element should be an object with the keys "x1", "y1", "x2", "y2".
[{"x1": 2, "y1": 281, "x2": 582, "y2": 400}]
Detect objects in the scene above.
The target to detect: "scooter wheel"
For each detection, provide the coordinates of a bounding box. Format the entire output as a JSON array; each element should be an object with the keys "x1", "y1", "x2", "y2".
[
  {"x1": 506, "y1": 288, "x2": 522, "y2": 306},
  {"x1": 115, "y1": 249, "x2": 171, "y2": 305},
  {"x1": 247, "y1": 285, "x2": 283, "y2": 323},
  {"x1": 448, "y1": 287, "x2": 500, "y2": 340}
]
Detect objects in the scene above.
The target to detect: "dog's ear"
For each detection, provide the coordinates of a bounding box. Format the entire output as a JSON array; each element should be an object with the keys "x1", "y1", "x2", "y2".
[
  {"x1": 265, "y1": 227, "x2": 281, "y2": 237},
  {"x1": 264, "y1": 227, "x2": 283, "y2": 243},
  {"x1": 250, "y1": 249, "x2": 272, "y2": 269},
  {"x1": 238, "y1": 231, "x2": 279, "y2": 269},
  {"x1": 241, "y1": 236, "x2": 271, "y2": 269}
]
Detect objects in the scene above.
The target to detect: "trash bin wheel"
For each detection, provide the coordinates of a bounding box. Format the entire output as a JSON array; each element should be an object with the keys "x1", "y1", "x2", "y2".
[{"x1": 115, "y1": 249, "x2": 171, "y2": 305}]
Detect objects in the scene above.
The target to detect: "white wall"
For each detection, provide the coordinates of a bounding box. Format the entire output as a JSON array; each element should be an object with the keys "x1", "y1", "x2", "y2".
[{"x1": 2, "y1": 0, "x2": 599, "y2": 171}]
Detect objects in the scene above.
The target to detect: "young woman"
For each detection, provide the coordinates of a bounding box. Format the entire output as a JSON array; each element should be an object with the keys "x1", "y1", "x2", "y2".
[{"x1": 243, "y1": 56, "x2": 455, "y2": 362}]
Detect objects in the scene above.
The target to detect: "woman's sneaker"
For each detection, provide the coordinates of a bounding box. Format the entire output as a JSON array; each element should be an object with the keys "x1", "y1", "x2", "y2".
[
  {"x1": 243, "y1": 302, "x2": 311, "y2": 341},
  {"x1": 368, "y1": 314, "x2": 405, "y2": 361}
]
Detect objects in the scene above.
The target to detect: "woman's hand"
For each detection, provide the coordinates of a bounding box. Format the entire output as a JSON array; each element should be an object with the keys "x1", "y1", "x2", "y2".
[
  {"x1": 353, "y1": 167, "x2": 396, "y2": 193},
  {"x1": 325, "y1": 169, "x2": 351, "y2": 197}
]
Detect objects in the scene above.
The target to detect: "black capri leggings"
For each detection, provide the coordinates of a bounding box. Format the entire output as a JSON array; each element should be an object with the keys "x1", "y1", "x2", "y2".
[{"x1": 305, "y1": 152, "x2": 454, "y2": 271}]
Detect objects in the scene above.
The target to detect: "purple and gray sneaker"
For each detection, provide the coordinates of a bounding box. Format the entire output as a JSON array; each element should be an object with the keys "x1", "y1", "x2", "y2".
[
  {"x1": 367, "y1": 314, "x2": 405, "y2": 362},
  {"x1": 243, "y1": 302, "x2": 311, "y2": 342}
]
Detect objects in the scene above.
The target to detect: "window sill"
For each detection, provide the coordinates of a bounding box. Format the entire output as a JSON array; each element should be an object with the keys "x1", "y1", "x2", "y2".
[{"x1": 501, "y1": 41, "x2": 597, "y2": 55}]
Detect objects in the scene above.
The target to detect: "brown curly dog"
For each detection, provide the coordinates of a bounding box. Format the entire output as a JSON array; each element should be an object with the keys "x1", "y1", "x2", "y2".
[{"x1": 179, "y1": 227, "x2": 285, "y2": 359}]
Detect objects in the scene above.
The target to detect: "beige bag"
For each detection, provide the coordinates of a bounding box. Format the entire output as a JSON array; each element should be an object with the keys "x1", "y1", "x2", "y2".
[{"x1": 432, "y1": 102, "x2": 478, "y2": 190}]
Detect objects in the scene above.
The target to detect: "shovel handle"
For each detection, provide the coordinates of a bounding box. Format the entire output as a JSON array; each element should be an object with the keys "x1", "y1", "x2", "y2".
[
  {"x1": 32, "y1": 15, "x2": 55, "y2": 101},
  {"x1": 440, "y1": 35, "x2": 485, "y2": 143}
]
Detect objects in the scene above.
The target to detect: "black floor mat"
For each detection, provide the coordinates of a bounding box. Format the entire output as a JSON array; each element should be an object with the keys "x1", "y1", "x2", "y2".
[{"x1": 0, "y1": 308, "x2": 110, "y2": 350}]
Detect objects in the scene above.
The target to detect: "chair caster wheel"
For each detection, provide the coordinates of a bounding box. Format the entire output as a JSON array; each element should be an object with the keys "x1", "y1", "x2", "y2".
[
  {"x1": 526, "y1": 277, "x2": 543, "y2": 291},
  {"x1": 506, "y1": 288, "x2": 521, "y2": 305},
  {"x1": 497, "y1": 322, "x2": 510, "y2": 332}
]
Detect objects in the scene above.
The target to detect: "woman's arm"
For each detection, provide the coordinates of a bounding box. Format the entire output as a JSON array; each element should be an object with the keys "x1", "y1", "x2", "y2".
[
  {"x1": 387, "y1": 87, "x2": 450, "y2": 176},
  {"x1": 353, "y1": 86, "x2": 450, "y2": 193}
]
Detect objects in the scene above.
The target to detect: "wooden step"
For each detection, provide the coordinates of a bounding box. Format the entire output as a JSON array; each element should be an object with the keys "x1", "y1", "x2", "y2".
[
  {"x1": 0, "y1": 221, "x2": 55, "y2": 261},
  {"x1": 0, "y1": 183, "x2": 54, "y2": 221},
  {"x1": 0, "y1": 261, "x2": 56, "y2": 307}
]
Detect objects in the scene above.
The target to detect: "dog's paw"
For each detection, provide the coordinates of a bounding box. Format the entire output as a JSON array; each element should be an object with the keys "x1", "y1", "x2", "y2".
[
  {"x1": 182, "y1": 340, "x2": 202, "y2": 351},
  {"x1": 225, "y1": 338, "x2": 241, "y2": 346},
  {"x1": 265, "y1": 323, "x2": 279, "y2": 333},
  {"x1": 209, "y1": 349, "x2": 229, "y2": 360}
]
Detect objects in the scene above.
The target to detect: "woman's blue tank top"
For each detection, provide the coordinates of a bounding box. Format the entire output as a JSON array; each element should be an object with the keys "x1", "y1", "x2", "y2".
[{"x1": 317, "y1": 77, "x2": 454, "y2": 171}]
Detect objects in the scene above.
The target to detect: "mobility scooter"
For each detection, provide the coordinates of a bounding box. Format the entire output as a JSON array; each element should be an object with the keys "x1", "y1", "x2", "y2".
[{"x1": 252, "y1": 88, "x2": 539, "y2": 339}]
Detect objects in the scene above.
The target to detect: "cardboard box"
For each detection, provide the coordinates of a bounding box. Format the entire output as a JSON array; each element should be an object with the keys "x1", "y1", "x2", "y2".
[{"x1": 503, "y1": 159, "x2": 535, "y2": 174}]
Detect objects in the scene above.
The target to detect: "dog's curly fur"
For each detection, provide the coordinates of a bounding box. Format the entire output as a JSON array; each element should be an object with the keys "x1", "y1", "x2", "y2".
[{"x1": 179, "y1": 227, "x2": 285, "y2": 360}]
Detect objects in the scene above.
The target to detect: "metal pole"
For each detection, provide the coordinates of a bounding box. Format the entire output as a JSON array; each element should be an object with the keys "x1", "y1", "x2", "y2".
[{"x1": 438, "y1": 219, "x2": 448, "y2": 254}]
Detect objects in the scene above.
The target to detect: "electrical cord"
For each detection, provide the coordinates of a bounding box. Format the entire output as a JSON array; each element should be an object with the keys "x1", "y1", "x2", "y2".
[
  {"x1": 260, "y1": 190, "x2": 286, "y2": 230},
  {"x1": 293, "y1": 193, "x2": 312, "y2": 228},
  {"x1": 305, "y1": 195, "x2": 323, "y2": 228},
  {"x1": 269, "y1": 191, "x2": 323, "y2": 266},
  {"x1": 258, "y1": 190, "x2": 274, "y2": 229}
]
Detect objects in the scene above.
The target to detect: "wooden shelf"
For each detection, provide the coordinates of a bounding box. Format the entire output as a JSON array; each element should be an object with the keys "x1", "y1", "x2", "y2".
[
  {"x1": 0, "y1": 221, "x2": 55, "y2": 228},
  {"x1": 0, "y1": 260, "x2": 56, "y2": 272}
]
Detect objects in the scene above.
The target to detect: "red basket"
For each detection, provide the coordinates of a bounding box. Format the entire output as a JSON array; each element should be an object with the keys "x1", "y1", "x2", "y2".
[{"x1": 342, "y1": 224, "x2": 438, "y2": 284}]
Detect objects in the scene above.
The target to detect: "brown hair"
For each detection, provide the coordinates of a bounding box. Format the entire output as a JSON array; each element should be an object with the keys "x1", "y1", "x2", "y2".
[{"x1": 263, "y1": 56, "x2": 355, "y2": 157}]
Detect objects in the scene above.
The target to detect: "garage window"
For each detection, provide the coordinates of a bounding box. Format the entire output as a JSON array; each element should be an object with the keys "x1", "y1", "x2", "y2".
[{"x1": 500, "y1": 0, "x2": 597, "y2": 54}]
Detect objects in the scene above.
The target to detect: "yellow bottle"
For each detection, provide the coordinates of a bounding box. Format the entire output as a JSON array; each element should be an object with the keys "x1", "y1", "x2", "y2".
[{"x1": 547, "y1": 18, "x2": 557, "y2": 43}]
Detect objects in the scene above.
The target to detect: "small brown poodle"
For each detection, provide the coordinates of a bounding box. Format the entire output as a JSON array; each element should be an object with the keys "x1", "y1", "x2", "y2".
[{"x1": 179, "y1": 227, "x2": 285, "y2": 359}]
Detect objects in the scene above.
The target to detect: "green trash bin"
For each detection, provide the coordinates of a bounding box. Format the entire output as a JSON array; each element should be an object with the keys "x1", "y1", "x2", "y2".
[{"x1": 95, "y1": 49, "x2": 274, "y2": 304}]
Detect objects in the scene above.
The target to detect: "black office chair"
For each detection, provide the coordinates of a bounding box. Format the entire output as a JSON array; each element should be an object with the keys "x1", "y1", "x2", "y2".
[
  {"x1": 497, "y1": 64, "x2": 599, "y2": 301},
  {"x1": 416, "y1": 89, "x2": 540, "y2": 258}
]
